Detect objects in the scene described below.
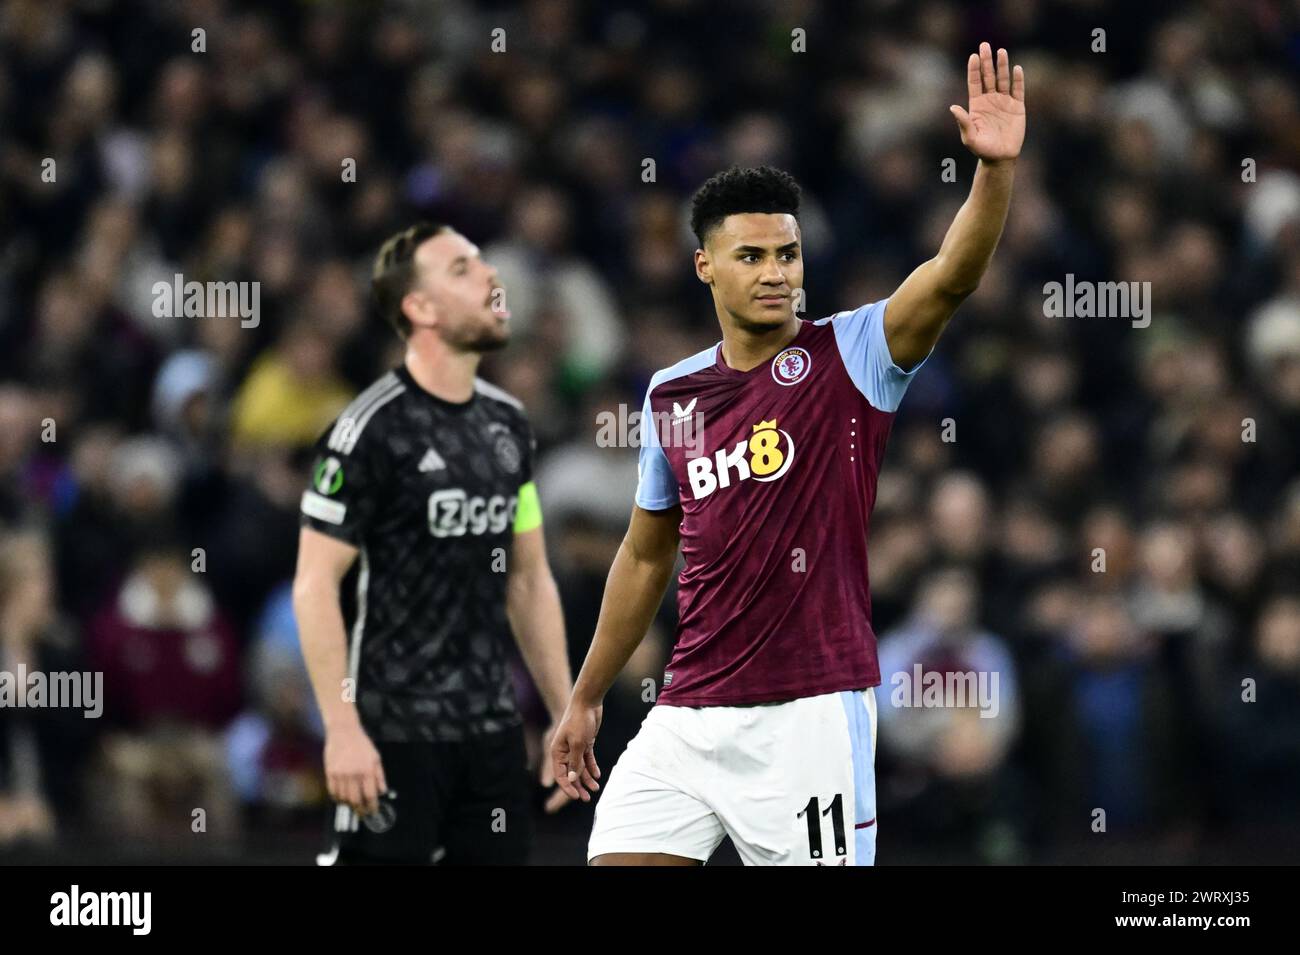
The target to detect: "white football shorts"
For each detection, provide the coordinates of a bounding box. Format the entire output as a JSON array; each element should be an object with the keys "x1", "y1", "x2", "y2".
[{"x1": 587, "y1": 687, "x2": 878, "y2": 866}]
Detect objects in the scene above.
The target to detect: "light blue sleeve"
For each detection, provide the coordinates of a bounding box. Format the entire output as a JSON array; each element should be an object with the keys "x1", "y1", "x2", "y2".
[
  {"x1": 827, "y1": 298, "x2": 930, "y2": 413},
  {"x1": 635, "y1": 385, "x2": 679, "y2": 510}
]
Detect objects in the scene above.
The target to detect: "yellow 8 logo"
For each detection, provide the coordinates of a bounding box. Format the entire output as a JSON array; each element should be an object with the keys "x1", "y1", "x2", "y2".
[{"x1": 749, "y1": 429, "x2": 784, "y2": 476}]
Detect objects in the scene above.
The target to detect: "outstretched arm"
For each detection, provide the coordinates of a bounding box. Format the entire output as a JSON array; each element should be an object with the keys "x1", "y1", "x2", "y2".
[{"x1": 885, "y1": 43, "x2": 1026, "y2": 370}]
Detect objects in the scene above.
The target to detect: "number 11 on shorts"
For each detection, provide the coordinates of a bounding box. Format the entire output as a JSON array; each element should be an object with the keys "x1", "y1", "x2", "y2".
[{"x1": 797, "y1": 793, "x2": 846, "y2": 861}]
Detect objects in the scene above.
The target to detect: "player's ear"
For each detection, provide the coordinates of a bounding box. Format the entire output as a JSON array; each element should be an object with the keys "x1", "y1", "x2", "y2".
[
  {"x1": 694, "y1": 248, "x2": 712, "y2": 285},
  {"x1": 401, "y1": 289, "x2": 438, "y2": 332}
]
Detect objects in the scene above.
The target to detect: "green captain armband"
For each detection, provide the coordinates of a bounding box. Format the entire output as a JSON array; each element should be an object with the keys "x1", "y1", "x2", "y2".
[{"x1": 514, "y1": 480, "x2": 543, "y2": 533}]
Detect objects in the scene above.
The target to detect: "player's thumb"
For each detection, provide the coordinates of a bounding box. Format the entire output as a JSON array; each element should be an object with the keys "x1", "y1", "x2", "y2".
[{"x1": 950, "y1": 105, "x2": 971, "y2": 136}]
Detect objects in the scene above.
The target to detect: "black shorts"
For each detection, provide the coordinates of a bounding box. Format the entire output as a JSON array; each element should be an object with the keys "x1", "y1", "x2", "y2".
[{"x1": 319, "y1": 725, "x2": 533, "y2": 866}]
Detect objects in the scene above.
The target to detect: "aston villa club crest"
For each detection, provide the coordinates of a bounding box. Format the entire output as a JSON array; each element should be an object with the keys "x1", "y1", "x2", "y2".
[{"x1": 771, "y1": 346, "x2": 811, "y2": 386}]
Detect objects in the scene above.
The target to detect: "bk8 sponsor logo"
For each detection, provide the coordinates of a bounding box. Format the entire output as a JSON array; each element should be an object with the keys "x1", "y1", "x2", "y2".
[
  {"x1": 686, "y1": 418, "x2": 795, "y2": 500},
  {"x1": 427, "y1": 489, "x2": 517, "y2": 537}
]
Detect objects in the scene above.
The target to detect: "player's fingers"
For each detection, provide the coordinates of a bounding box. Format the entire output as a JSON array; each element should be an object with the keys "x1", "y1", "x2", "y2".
[
  {"x1": 979, "y1": 42, "x2": 995, "y2": 93},
  {"x1": 965, "y1": 52, "x2": 981, "y2": 102},
  {"x1": 553, "y1": 742, "x2": 581, "y2": 799},
  {"x1": 359, "y1": 772, "x2": 379, "y2": 817},
  {"x1": 565, "y1": 751, "x2": 592, "y2": 801},
  {"x1": 543, "y1": 786, "x2": 571, "y2": 814},
  {"x1": 326, "y1": 773, "x2": 342, "y2": 805},
  {"x1": 339, "y1": 775, "x2": 361, "y2": 814},
  {"x1": 1012, "y1": 63, "x2": 1025, "y2": 103},
  {"x1": 576, "y1": 742, "x2": 599, "y2": 792},
  {"x1": 375, "y1": 758, "x2": 388, "y2": 795},
  {"x1": 563, "y1": 770, "x2": 587, "y2": 801},
  {"x1": 583, "y1": 744, "x2": 602, "y2": 780},
  {"x1": 996, "y1": 47, "x2": 1010, "y2": 93},
  {"x1": 550, "y1": 739, "x2": 570, "y2": 793},
  {"x1": 350, "y1": 776, "x2": 368, "y2": 815},
  {"x1": 569, "y1": 741, "x2": 595, "y2": 792}
]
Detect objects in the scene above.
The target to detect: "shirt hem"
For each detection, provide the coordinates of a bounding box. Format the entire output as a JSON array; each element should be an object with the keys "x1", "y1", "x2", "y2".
[
  {"x1": 364, "y1": 713, "x2": 522, "y2": 743},
  {"x1": 656, "y1": 679, "x2": 881, "y2": 708}
]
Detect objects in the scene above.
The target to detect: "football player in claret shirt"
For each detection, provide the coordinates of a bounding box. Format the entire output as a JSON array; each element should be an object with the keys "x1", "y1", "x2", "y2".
[
  {"x1": 294, "y1": 223, "x2": 574, "y2": 865},
  {"x1": 551, "y1": 43, "x2": 1026, "y2": 865}
]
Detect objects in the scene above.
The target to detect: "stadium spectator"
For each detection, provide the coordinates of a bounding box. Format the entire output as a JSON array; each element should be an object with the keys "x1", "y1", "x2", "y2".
[
  {"x1": 877, "y1": 567, "x2": 1023, "y2": 861},
  {"x1": 1022, "y1": 593, "x2": 1201, "y2": 858},
  {"x1": 85, "y1": 547, "x2": 241, "y2": 838},
  {"x1": 0, "y1": 529, "x2": 95, "y2": 846},
  {"x1": 224, "y1": 582, "x2": 327, "y2": 830},
  {"x1": 1219, "y1": 595, "x2": 1300, "y2": 840},
  {"x1": 229, "y1": 317, "x2": 354, "y2": 452}
]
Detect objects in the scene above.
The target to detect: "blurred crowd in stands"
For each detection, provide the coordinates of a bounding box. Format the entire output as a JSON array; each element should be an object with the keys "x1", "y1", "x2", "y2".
[{"x1": 1, "y1": 0, "x2": 1299, "y2": 863}]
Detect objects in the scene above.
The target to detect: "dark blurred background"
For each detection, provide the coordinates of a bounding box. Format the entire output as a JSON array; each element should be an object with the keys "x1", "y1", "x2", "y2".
[{"x1": 1, "y1": 0, "x2": 1299, "y2": 865}]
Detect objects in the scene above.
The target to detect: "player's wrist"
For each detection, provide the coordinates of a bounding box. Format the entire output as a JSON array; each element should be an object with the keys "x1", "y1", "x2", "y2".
[
  {"x1": 977, "y1": 155, "x2": 1017, "y2": 170},
  {"x1": 323, "y1": 706, "x2": 364, "y2": 735},
  {"x1": 570, "y1": 684, "x2": 605, "y2": 709}
]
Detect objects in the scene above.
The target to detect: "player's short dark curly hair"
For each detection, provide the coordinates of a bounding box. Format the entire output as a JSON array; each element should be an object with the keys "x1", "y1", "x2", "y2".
[
  {"x1": 689, "y1": 165, "x2": 801, "y2": 248},
  {"x1": 371, "y1": 221, "x2": 450, "y2": 339}
]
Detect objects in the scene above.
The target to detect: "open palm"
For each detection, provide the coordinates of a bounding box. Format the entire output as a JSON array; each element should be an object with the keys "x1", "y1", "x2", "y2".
[{"x1": 951, "y1": 43, "x2": 1026, "y2": 162}]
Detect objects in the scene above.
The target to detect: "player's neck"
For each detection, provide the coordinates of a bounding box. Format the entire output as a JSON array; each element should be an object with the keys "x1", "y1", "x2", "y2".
[
  {"x1": 718, "y1": 317, "x2": 801, "y2": 372},
  {"x1": 403, "y1": 338, "x2": 480, "y2": 403}
]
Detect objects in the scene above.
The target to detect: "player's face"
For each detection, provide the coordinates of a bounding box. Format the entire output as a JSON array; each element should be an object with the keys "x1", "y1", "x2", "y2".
[
  {"x1": 408, "y1": 231, "x2": 510, "y2": 352},
  {"x1": 696, "y1": 213, "x2": 803, "y2": 333}
]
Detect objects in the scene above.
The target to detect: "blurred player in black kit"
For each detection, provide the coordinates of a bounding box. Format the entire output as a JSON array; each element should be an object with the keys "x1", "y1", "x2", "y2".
[{"x1": 294, "y1": 223, "x2": 575, "y2": 864}]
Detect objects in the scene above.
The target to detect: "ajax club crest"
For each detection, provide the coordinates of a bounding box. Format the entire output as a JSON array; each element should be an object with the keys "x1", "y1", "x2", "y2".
[
  {"x1": 487, "y1": 422, "x2": 522, "y2": 474},
  {"x1": 772, "y1": 346, "x2": 811, "y2": 386}
]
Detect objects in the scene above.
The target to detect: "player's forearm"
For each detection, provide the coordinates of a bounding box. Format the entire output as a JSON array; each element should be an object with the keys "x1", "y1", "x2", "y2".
[
  {"x1": 292, "y1": 578, "x2": 361, "y2": 733},
  {"x1": 932, "y1": 157, "x2": 1016, "y2": 297},
  {"x1": 507, "y1": 570, "x2": 572, "y2": 721},
  {"x1": 571, "y1": 540, "x2": 674, "y2": 706}
]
